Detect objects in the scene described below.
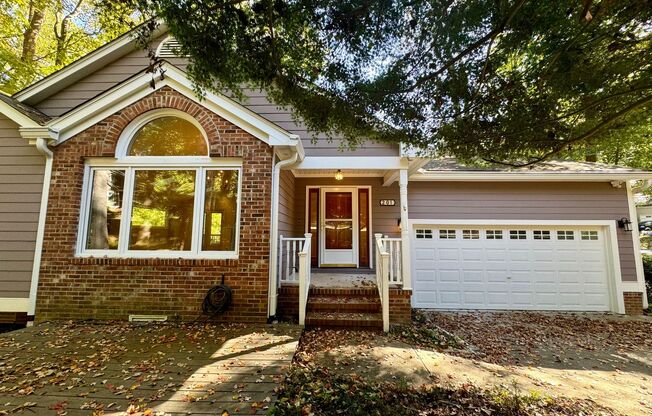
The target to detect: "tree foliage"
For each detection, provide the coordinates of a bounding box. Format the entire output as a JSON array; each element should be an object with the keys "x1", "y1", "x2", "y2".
[
  {"x1": 0, "y1": 0, "x2": 140, "y2": 94},
  {"x1": 112, "y1": 0, "x2": 652, "y2": 165}
]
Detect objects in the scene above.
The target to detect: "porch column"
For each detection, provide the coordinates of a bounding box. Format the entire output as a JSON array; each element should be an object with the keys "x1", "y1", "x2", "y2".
[{"x1": 399, "y1": 169, "x2": 412, "y2": 290}]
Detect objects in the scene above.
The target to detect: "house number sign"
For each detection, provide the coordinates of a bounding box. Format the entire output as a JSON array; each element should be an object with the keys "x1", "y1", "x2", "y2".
[{"x1": 379, "y1": 199, "x2": 396, "y2": 206}]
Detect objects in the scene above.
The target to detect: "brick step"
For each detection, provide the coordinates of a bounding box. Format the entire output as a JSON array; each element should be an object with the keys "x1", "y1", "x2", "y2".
[
  {"x1": 308, "y1": 287, "x2": 378, "y2": 297},
  {"x1": 305, "y1": 312, "x2": 383, "y2": 329},
  {"x1": 307, "y1": 296, "x2": 380, "y2": 313}
]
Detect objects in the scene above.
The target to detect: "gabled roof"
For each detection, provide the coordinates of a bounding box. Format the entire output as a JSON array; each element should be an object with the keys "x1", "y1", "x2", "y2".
[
  {"x1": 45, "y1": 62, "x2": 303, "y2": 154},
  {"x1": 414, "y1": 158, "x2": 652, "y2": 181},
  {"x1": 0, "y1": 92, "x2": 50, "y2": 127}
]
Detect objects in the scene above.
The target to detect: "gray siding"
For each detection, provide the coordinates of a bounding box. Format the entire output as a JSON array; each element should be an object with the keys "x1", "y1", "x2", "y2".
[
  {"x1": 408, "y1": 181, "x2": 637, "y2": 282},
  {"x1": 33, "y1": 37, "x2": 398, "y2": 157},
  {"x1": 0, "y1": 116, "x2": 45, "y2": 299},
  {"x1": 278, "y1": 169, "x2": 299, "y2": 237}
]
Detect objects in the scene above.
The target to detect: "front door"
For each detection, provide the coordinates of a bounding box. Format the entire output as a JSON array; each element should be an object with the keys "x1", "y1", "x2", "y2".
[{"x1": 320, "y1": 188, "x2": 358, "y2": 267}]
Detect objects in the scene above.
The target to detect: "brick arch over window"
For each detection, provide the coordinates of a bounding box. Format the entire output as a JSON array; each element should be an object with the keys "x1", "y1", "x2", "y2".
[{"x1": 94, "y1": 86, "x2": 255, "y2": 158}]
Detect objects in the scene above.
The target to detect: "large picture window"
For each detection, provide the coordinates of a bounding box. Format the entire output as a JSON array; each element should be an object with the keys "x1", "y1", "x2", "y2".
[{"x1": 78, "y1": 111, "x2": 242, "y2": 259}]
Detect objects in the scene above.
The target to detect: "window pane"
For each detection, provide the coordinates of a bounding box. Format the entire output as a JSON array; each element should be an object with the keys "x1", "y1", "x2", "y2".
[
  {"x1": 308, "y1": 189, "x2": 319, "y2": 266},
  {"x1": 202, "y1": 170, "x2": 239, "y2": 251},
  {"x1": 129, "y1": 170, "x2": 196, "y2": 250},
  {"x1": 325, "y1": 192, "x2": 352, "y2": 219},
  {"x1": 86, "y1": 169, "x2": 125, "y2": 249},
  {"x1": 128, "y1": 116, "x2": 208, "y2": 156},
  {"x1": 358, "y1": 189, "x2": 369, "y2": 267},
  {"x1": 325, "y1": 221, "x2": 353, "y2": 249}
]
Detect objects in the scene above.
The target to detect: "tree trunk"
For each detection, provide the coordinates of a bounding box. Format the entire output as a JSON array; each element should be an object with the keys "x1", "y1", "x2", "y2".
[{"x1": 21, "y1": 1, "x2": 47, "y2": 63}]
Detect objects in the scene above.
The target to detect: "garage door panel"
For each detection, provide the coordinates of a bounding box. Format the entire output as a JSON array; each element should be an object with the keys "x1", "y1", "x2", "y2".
[{"x1": 412, "y1": 225, "x2": 611, "y2": 312}]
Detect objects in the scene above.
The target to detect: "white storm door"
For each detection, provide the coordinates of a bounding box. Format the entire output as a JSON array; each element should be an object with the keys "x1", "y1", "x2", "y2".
[{"x1": 319, "y1": 188, "x2": 358, "y2": 267}]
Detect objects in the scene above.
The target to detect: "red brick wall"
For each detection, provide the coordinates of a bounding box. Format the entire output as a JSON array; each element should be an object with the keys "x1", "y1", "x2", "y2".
[
  {"x1": 389, "y1": 289, "x2": 412, "y2": 324},
  {"x1": 624, "y1": 292, "x2": 644, "y2": 315},
  {"x1": 36, "y1": 87, "x2": 273, "y2": 322}
]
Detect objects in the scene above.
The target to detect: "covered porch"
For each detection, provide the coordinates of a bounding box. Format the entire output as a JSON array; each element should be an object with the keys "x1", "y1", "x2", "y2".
[{"x1": 270, "y1": 163, "x2": 415, "y2": 331}]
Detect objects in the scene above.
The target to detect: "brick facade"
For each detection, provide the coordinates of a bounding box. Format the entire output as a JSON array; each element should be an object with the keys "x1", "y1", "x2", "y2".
[
  {"x1": 388, "y1": 289, "x2": 412, "y2": 324},
  {"x1": 623, "y1": 292, "x2": 644, "y2": 315},
  {"x1": 35, "y1": 87, "x2": 273, "y2": 322}
]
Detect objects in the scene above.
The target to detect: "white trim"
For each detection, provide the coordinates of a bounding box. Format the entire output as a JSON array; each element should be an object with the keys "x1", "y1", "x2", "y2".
[
  {"x1": 411, "y1": 171, "x2": 652, "y2": 182},
  {"x1": 14, "y1": 21, "x2": 168, "y2": 103},
  {"x1": 0, "y1": 100, "x2": 42, "y2": 128},
  {"x1": 115, "y1": 109, "x2": 210, "y2": 157},
  {"x1": 294, "y1": 156, "x2": 408, "y2": 170},
  {"x1": 292, "y1": 171, "x2": 385, "y2": 178},
  {"x1": 407, "y1": 218, "x2": 626, "y2": 314},
  {"x1": 77, "y1": 163, "x2": 243, "y2": 260},
  {"x1": 319, "y1": 187, "x2": 359, "y2": 267},
  {"x1": 0, "y1": 298, "x2": 30, "y2": 313},
  {"x1": 47, "y1": 64, "x2": 301, "y2": 149},
  {"x1": 28, "y1": 138, "x2": 53, "y2": 316},
  {"x1": 626, "y1": 181, "x2": 648, "y2": 307}
]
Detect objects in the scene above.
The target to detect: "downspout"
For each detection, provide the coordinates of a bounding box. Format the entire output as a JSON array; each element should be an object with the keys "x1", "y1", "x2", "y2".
[
  {"x1": 28, "y1": 138, "x2": 53, "y2": 319},
  {"x1": 268, "y1": 151, "x2": 298, "y2": 318}
]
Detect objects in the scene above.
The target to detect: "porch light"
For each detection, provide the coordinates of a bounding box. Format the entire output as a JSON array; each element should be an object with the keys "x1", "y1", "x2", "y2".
[
  {"x1": 617, "y1": 217, "x2": 633, "y2": 232},
  {"x1": 335, "y1": 170, "x2": 344, "y2": 181}
]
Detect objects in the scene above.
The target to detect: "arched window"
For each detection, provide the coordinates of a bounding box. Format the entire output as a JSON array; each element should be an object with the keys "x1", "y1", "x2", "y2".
[
  {"x1": 128, "y1": 116, "x2": 208, "y2": 156},
  {"x1": 78, "y1": 110, "x2": 241, "y2": 259}
]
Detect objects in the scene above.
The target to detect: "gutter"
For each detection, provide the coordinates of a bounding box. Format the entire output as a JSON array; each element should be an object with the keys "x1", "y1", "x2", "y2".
[
  {"x1": 267, "y1": 151, "x2": 299, "y2": 318},
  {"x1": 27, "y1": 138, "x2": 54, "y2": 319}
]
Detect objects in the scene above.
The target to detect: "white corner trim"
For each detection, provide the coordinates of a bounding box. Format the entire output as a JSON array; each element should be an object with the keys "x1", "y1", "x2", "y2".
[
  {"x1": 14, "y1": 21, "x2": 168, "y2": 103},
  {"x1": 47, "y1": 64, "x2": 299, "y2": 149},
  {"x1": 0, "y1": 298, "x2": 30, "y2": 313},
  {"x1": 115, "y1": 108, "x2": 210, "y2": 157},
  {"x1": 406, "y1": 218, "x2": 627, "y2": 314},
  {"x1": 626, "y1": 181, "x2": 648, "y2": 308},
  {"x1": 0, "y1": 100, "x2": 42, "y2": 128}
]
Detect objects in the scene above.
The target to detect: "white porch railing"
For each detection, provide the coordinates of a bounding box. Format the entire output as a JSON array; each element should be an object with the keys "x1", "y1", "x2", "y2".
[
  {"x1": 375, "y1": 234, "x2": 391, "y2": 332},
  {"x1": 279, "y1": 235, "x2": 309, "y2": 284},
  {"x1": 298, "y1": 234, "x2": 312, "y2": 326},
  {"x1": 382, "y1": 236, "x2": 403, "y2": 285}
]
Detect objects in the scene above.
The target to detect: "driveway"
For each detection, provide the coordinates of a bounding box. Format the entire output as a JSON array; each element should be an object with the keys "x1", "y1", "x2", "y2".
[{"x1": 299, "y1": 311, "x2": 652, "y2": 415}]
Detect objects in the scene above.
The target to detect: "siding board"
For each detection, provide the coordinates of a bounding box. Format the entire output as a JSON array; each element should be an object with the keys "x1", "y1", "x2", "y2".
[
  {"x1": 408, "y1": 181, "x2": 637, "y2": 282},
  {"x1": 0, "y1": 116, "x2": 44, "y2": 301}
]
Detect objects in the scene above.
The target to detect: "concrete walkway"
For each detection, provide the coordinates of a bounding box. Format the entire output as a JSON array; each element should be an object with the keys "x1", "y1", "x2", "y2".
[{"x1": 0, "y1": 321, "x2": 301, "y2": 415}]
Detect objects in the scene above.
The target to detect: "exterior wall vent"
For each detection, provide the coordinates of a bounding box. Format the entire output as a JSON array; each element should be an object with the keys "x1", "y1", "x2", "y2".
[
  {"x1": 156, "y1": 36, "x2": 186, "y2": 58},
  {"x1": 128, "y1": 314, "x2": 168, "y2": 323}
]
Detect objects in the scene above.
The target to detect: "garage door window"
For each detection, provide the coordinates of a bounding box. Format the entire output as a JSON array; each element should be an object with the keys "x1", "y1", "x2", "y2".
[
  {"x1": 486, "y1": 230, "x2": 503, "y2": 239},
  {"x1": 510, "y1": 230, "x2": 527, "y2": 240},
  {"x1": 440, "y1": 230, "x2": 456, "y2": 239},
  {"x1": 557, "y1": 230, "x2": 575, "y2": 240},
  {"x1": 416, "y1": 229, "x2": 433, "y2": 239},
  {"x1": 581, "y1": 231, "x2": 599, "y2": 240},
  {"x1": 462, "y1": 230, "x2": 480, "y2": 239},
  {"x1": 533, "y1": 230, "x2": 551, "y2": 240}
]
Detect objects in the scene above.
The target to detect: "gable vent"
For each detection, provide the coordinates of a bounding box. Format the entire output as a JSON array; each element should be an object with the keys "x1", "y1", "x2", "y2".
[{"x1": 157, "y1": 36, "x2": 187, "y2": 58}]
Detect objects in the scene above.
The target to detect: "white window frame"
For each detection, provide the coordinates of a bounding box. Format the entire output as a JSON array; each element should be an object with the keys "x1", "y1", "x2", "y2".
[{"x1": 76, "y1": 110, "x2": 243, "y2": 260}]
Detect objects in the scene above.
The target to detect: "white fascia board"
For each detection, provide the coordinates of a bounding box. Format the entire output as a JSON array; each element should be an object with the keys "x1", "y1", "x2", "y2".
[
  {"x1": 15, "y1": 22, "x2": 168, "y2": 104},
  {"x1": 295, "y1": 156, "x2": 408, "y2": 170},
  {"x1": 410, "y1": 171, "x2": 652, "y2": 182},
  {"x1": 49, "y1": 64, "x2": 299, "y2": 148},
  {"x1": 0, "y1": 101, "x2": 42, "y2": 128}
]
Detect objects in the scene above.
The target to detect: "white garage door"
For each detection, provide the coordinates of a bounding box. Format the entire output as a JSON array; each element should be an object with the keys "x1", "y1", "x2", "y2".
[{"x1": 412, "y1": 226, "x2": 612, "y2": 311}]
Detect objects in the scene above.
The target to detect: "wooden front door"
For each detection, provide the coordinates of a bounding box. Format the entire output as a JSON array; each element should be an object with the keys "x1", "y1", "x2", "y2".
[{"x1": 319, "y1": 188, "x2": 358, "y2": 267}]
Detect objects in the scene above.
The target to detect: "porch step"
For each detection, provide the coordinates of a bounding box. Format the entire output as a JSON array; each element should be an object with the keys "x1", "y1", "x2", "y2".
[
  {"x1": 308, "y1": 287, "x2": 378, "y2": 297},
  {"x1": 305, "y1": 312, "x2": 383, "y2": 329},
  {"x1": 308, "y1": 295, "x2": 380, "y2": 313}
]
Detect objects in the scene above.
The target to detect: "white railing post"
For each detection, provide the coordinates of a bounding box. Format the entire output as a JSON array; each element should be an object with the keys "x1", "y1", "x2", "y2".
[
  {"x1": 278, "y1": 234, "x2": 284, "y2": 288},
  {"x1": 298, "y1": 233, "x2": 312, "y2": 326},
  {"x1": 399, "y1": 169, "x2": 411, "y2": 290},
  {"x1": 375, "y1": 233, "x2": 390, "y2": 332}
]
